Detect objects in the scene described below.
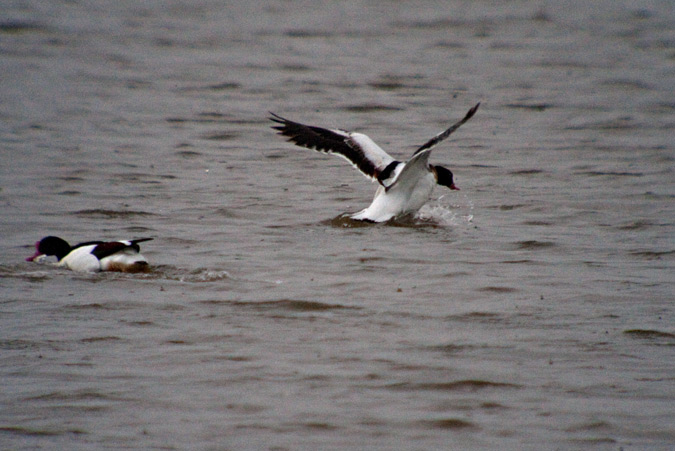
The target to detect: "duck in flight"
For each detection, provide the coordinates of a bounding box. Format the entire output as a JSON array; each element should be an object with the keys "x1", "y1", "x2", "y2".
[
  {"x1": 270, "y1": 103, "x2": 479, "y2": 222},
  {"x1": 26, "y1": 236, "x2": 153, "y2": 272}
]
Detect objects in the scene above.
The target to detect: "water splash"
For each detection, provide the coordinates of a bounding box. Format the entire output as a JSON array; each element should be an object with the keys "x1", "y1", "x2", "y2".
[{"x1": 417, "y1": 193, "x2": 475, "y2": 227}]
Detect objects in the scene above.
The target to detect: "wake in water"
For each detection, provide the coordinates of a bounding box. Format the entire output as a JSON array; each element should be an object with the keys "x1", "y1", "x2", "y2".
[
  {"x1": 8, "y1": 261, "x2": 234, "y2": 284},
  {"x1": 133, "y1": 265, "x2": 233, "y2": 283}
]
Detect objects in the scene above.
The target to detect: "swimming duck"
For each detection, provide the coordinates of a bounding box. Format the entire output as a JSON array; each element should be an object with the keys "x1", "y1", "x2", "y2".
[{"x1": 26, "y1": 236, "x2": 153, "y2": 272}]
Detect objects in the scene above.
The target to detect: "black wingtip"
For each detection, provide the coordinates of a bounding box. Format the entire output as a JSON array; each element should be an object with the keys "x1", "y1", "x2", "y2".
[
  {"x1": 131, "y1": 237, "x2": 153, "y2": 244},
  {"x1": 466, "y1": 102, "x2": 480, "y2": 119},
  {"x1": 268, "y1": 112, "x2": 287, "y2": 125}
]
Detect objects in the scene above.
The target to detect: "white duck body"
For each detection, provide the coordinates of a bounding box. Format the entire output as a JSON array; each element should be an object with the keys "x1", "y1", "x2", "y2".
[
  {"x1": 27, "y1": 236, "x2": 152, "y2": 273},
  {"x1": 351, "y1": 151, "x2": 436, "y2": 222},
  {"x1": 59, "y1": 243, "x2": 148, "y2": 272},
  {"x1": 58, "y1": 244, "x2": 103, "y2": 272}
]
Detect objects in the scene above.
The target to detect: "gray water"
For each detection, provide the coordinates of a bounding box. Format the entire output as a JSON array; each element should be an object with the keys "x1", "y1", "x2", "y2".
[{"x1": 1, "y1": 1, "x2": 674, "y2": 449}]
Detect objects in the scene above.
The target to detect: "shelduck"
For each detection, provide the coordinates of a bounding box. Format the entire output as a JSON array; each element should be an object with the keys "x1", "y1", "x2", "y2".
[{"x1": 270, "y1": 103, "x2": 479, "y2": 222}]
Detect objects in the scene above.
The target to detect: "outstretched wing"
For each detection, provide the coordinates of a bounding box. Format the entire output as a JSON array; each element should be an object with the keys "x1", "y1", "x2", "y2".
[
  {"x1": 412, "y1": 103, "x2": 480, "y2": 156},
  {"x1": 270, "y1": 113, "x2": 398, "y2": 184}
]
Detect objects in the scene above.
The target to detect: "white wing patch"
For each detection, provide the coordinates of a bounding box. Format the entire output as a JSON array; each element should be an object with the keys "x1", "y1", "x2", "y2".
[{"x1": 346, "y1": 133, "x2": 396, "y2": 181}]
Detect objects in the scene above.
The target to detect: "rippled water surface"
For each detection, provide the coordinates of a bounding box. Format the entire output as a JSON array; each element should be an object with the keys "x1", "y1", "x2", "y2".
[{"x1": 1, "y1": 1, "x2": 674, "y2": 449}]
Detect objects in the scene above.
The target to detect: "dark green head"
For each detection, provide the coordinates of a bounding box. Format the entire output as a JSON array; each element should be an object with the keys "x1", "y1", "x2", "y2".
[{"x1": 433, "y1": 165, "x2": 459, "y2": 191}]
